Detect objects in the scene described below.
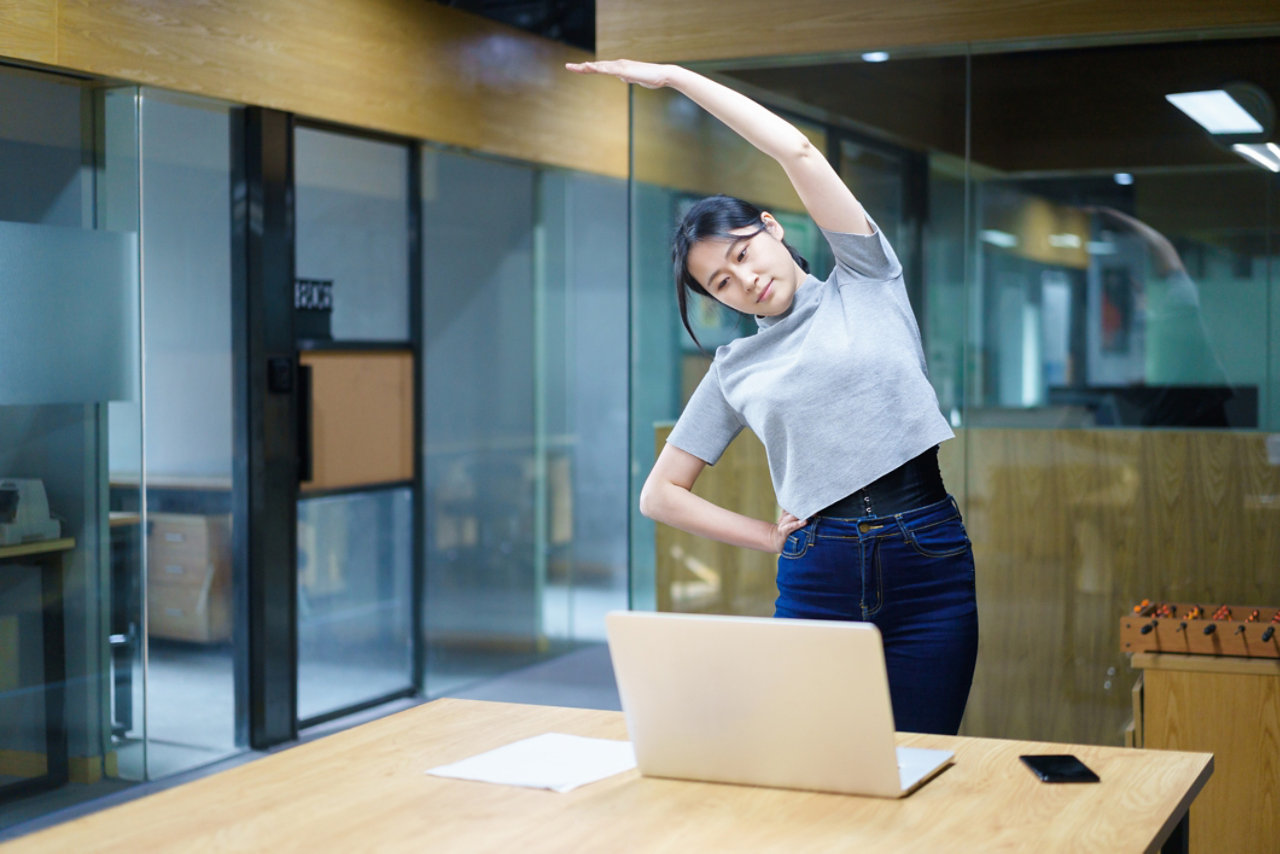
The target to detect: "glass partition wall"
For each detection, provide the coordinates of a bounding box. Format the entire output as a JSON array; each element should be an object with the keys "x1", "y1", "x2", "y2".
[
  {"x1": 132, "y1": 90, "x2": 241, "y2": 780},
  {"x1": 2, "y1": 64, "x2": 630, "y2": 833},
  {"x1": 420, "y1": 148, "x2": 629, "y2": 695},
  {"x1": 962, "y1": 37, "x2": 1278, "y2": 746},
  {"x1": 0, "y1": 76, "x2": 253, "y2": 829},
  {"x1": 0, "y1": 69, "x2": 142, "y2": 822},
  {"x1": 630, "y1": 35, "x2": 1278, "y2": 748}
]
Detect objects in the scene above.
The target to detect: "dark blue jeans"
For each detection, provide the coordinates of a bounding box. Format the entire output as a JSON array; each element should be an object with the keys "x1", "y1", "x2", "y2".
[{"x1": 774, "y1": 495, "x2": 978, "y2": 735}]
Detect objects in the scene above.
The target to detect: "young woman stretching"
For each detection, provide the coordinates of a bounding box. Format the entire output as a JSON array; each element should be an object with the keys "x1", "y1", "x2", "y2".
[{"x1": 568, "y1": 59, "x2": 978, "y2": 735}]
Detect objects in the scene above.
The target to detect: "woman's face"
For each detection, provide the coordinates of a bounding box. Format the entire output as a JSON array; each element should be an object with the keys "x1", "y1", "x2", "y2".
[{"x1": 685, "y1": 213, "x2": 804, "y2": 318}]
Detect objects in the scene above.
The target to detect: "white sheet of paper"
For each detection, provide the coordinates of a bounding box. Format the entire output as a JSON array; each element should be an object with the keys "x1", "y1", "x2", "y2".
[{"x1": 426, "y1": 732, "x2": 636, "y2": 793}]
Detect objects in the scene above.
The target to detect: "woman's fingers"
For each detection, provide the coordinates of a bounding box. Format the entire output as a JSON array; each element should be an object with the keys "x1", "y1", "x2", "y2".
[
  {"x1": 777, "y1": 512, "x2": 808, "y2": 534},
  {"x1": 770, "y1": 512, "x2": 808, "y2": 553},
  {"x1": 564, "y1": 59, "x2": 667, "y2": 88}
]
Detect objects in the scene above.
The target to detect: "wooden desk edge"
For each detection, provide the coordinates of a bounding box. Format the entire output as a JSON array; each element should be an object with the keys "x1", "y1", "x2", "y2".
[
  {"x1": 0, "y1": 697, "x2": 1219, "y2": 854},
  {"x1": 1147, "y1": 752, "x2": 1214, "y2": 854}
]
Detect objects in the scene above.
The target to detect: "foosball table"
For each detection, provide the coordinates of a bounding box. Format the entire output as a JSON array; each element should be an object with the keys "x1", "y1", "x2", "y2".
[
  {"x1": 1122, "y1": 600, "x2": 1280, "y2": 853},
  {"x1": 1120, "y1": 601, "x2": 1280, "y2": 657}
]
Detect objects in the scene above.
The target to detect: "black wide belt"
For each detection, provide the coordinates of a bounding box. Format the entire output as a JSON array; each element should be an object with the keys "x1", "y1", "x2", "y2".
[{"x1": 819, "y1": 446, "x2": 947, "y2": 518}]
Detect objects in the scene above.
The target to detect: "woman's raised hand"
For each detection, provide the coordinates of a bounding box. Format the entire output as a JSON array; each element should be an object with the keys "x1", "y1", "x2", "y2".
[{"x1": 565, "y1": 59, "x2": 671, "y2": 89}]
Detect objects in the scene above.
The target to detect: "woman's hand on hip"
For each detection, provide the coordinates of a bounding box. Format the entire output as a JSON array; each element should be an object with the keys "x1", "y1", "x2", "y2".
[
  {"x1": 565, "y1": 59, "x2": 672, "y2": 89},
  {"x1": 771, "y1": 512, "x2": 809, "y2": 553}
]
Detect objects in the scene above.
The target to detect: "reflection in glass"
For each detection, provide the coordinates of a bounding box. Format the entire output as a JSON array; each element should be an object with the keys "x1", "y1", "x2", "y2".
[
  {"x1": 961, "y1": 39, "x2": 1278, "y2": 748},
  {"x1": 971, "y1": 180, "x2": 1260, "y2": 429}
]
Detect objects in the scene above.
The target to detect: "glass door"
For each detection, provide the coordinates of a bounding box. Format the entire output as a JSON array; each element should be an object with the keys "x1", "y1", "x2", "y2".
[
  {"x1": 292, "y1": 124, "x2": 417, "y2": 724},
  {"x1": 130, "y1": 88, "x2": 244, "y2": 780}
]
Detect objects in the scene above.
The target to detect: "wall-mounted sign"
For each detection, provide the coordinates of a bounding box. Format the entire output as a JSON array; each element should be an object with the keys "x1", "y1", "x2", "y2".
[{"x1": 295, "y1": 278, "x2": 334, "y2": 340}]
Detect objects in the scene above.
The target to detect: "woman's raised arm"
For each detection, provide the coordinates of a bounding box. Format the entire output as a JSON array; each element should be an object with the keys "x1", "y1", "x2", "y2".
[{"x1": 567, "y1": 59, "x2": 871, "y2": 235}]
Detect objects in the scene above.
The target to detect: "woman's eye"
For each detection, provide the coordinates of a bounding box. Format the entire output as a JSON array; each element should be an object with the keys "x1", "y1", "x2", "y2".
[
  {"x1": 737, "y1": 248, "x2": 747, "y2": 262},
  {"x1": 717, "y1": 278, "x2": 729, "y2": 290}
]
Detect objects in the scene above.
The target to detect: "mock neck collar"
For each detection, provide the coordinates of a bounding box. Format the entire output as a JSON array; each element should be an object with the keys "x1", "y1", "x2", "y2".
[{"x1": 755, "y1": 276, "x2": 814, "y2": 330}]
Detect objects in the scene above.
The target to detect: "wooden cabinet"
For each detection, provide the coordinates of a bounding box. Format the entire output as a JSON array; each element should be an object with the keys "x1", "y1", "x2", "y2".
[
  {"x1": 1131, "y1": 653, "x2": 1280, "y2": 854},
  {"x1": 146, "y1": 513, "x2": 231, "y2": 643}
]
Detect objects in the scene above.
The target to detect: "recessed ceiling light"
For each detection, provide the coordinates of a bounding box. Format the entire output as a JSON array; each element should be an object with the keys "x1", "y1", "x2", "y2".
[
  {"x1": 979, "y1": 229, "x2": 1017, "y2": 248},
  {"x1": 1113, "y1": 173, "x2": 1134, "y2": 186},
  {"x1": 1166, "y1": 90, "x2": 1264, "y2": 135},
  {"x1": 1231, "y1": 143, "x2": 1280, "y2": 172},
  {"x1": 861, "y1": 51, "x2": 890, "y2": 63}
]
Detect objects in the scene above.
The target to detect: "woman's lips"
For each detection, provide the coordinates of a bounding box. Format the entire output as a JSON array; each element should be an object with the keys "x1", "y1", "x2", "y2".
[{"x1": 756, "y1": 280, "x2": 773, "y2": 303}]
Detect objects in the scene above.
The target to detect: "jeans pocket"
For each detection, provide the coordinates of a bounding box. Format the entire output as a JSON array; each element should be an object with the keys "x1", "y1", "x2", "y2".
[
  {"x1": 906, "y1": 516, "x2": 971, "y2": 559},
  {"x1": 780, "y1": 529, "x2": 811, "y2": 559}
]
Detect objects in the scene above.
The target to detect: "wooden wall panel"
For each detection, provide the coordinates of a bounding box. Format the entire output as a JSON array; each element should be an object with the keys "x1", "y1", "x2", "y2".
[
  {"x1": 945, "y1": 428, "x2": 1279, "y2": 745},
  {"x1": 0, "y1": 0, "x2": 57, "y2": 64},
  {"x1": 654, "y1": 425, "x2": 1280, "y2": 747},
  {"x1": 599, "y1": 0, "x2": 1280, "y2": 64},
  {"x1": 633, "y1": 85, "x2": 822, "y2": 209},
  {"x1": 0, "y1": 0, "x2": 627, "y2": 178},
  {"x1": 654, "y1": 428, "x2": 778, "y2": 615}
]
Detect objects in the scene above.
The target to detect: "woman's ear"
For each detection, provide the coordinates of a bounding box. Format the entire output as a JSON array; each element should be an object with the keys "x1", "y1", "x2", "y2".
[{"x1": 760, "y1": 211, "x2": 786, "y2": 240}]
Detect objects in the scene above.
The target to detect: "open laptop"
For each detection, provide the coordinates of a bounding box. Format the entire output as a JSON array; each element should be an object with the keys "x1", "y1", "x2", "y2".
[{"x1": 605, "y1": 610, "x2": 953, "y2": 798}]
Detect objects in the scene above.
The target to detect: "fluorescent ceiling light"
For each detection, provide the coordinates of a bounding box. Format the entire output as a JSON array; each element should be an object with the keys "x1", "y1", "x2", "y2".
[
  {"x1": 1086, "y1": 241, "x2": 1117, "y2": 255},
  {"x1": 861, "y1": 51, "x2": 890, "y2": 63},
  {"x1": 1166, "y1": 90, "x2": 1264, "y2": 134},
  {"x1": 1048, "y1": 233, "x2": 1082, "y2": 249},
  {"x1": 979, "y1": 229, "x2": 1017, "y2": 248},
  {"x1": 1113, "y1": 173, "x2": 1134, "y2": 186},
  {"x1": 1231, "y1": 143, "x2": 1280, "y2": 173}
]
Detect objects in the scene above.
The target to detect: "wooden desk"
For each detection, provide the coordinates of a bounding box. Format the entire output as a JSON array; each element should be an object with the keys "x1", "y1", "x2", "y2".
[
  {"x1": 3, "y1": 698, "x2": 1211, "y2": 852},
  {"x1": 0, "y1": 537, "x2": 75, "y2": 804}
]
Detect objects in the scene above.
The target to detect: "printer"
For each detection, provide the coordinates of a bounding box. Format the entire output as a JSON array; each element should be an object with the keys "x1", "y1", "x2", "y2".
[{"x1": 0, "y1": 479, "x2": 61, "y2": 546}]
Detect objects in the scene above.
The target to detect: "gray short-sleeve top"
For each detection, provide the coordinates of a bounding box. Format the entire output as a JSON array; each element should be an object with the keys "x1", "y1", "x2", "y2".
[{"x1": 666, "y1": 216, "x2": 954, "y2": 519}]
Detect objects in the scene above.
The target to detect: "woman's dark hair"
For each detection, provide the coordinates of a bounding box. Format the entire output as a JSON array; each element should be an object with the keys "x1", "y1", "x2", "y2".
[{"x1": 672, "y1": 195, "x2": 810, "y2": 350}]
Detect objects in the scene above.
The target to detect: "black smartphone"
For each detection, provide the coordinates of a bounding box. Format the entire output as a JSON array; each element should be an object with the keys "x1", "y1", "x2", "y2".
[{"x1": 1019, "y1": 754, "x2": 1100, "y2": 783}]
